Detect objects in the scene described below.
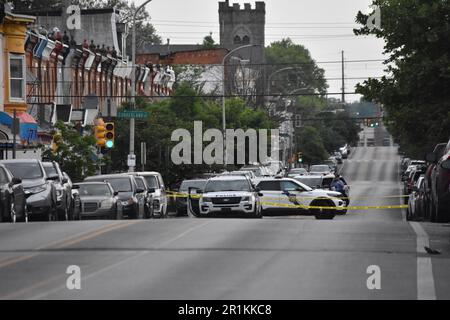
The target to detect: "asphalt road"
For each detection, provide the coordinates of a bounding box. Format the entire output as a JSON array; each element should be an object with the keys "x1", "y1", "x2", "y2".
[{"x1": 0, "y1": 129, "x2": 449, "y2": 299}]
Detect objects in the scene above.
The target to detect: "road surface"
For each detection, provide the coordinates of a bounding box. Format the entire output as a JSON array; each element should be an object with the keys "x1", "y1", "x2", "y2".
[{"x1": 0, "y1": 133, "x2": 449, "y2": 299}]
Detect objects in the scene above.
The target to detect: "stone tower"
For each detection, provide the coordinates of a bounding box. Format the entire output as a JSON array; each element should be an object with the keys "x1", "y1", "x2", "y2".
[{"x1": 219, "y1": 1, "x2": 266, "y2": 106}]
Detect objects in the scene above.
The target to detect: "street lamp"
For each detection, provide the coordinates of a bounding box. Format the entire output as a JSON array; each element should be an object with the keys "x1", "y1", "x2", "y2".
[
  {"x1": 129, "y1": 0, "x2": 153, "y2": 172},
  {"x1": 222, "y1": 44, "x2": 259, "y2": 165}
]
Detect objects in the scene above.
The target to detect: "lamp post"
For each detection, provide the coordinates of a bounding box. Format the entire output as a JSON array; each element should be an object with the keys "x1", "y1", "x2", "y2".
[
  {"x1": 222, "y1": 44, "x2": 258, "y2": 166},
  {"x1": 129, "y1": 0, "x2": 153, "y2": 172}
]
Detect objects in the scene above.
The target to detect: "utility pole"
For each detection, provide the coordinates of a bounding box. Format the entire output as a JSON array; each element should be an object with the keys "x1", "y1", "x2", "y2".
[{"x1": 341, "y1": 50, "x2": 345, "y2": 105}]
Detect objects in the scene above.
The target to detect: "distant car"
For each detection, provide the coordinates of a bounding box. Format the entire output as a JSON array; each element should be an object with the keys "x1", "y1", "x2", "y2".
[
  {"x1": 0, "y1": 159, "x2": 58, "y2": 221},
  {"x1": 287, "y1": 168, "x2": 308, "y2": 177},
  {"x1": 198, "y1": 176, "x2": 262, "y2": 218},
  {"x1": 221, "y1": 170, "x2": 256, "y2": 180},
  {"x1": 333, "y1": 152, "x2": 343, "y2": 164},
  {"x1": 0, "y1": 164, "x2": 26, "y2": 223},
  {"x1": 407, "y1": 175, "x2": 426, "y2": 221},
  {"x1": 339, "y1": 145, "x2": 350, "y2": 158},
  {"x1": 427, "y1": 140, "x2": 450, "y2": 222},
  {"x1": 323, "y1": 159, "x2": 338, "y2": 173},
  {"x1": 42, "y1": 161, "x2": 72, "y2": 221},
  {"x1": 366, "y1": 138, "x2": 375, "y2": 147},
  {"x1": 128, "y1": 172, "x2": 168, "y2": 218},
  {"x1": 254, "y1": 178, "x2": 346, "y2": 219},
  {"x1": 403, "y1": 166, "x2": 427, "y2": 203},
  {"x1": 240, "y1": 165, "x2": 271, "y2": 177},
  {"x1": 84, "y1": 174, "x2": 146, "y2": 219},
  {"x1": 382, "y1": 138, "x2": 391, "y2": 146},
  {"x1": 75, "y1": 182, "x2": 120, "y2": 219},
  {"x1": 309, "y1": 165, "x2": 333, "y2": 176},
  {"x1": 175, "y1": 179, "x2": 207, "y2": 216}
]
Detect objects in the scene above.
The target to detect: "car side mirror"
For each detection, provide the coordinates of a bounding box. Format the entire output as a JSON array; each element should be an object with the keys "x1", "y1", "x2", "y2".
[
  {"x1": 113, "y1": 191, "x2": 119, "y2": 196},
  {"x1": 441, "y1": 159, "x2": 450, "y2": 170},
  {"x1": 11, "y1": 177, "x2": 22, "y2": 185},
  {"x1": 147, "y1": 188, "x2": 156, "y2": 193},
  {"x1": 136, "y1": 188, "x2": 145, "y2": 193},
  {"x1": 62, "y1": 178, "x2": 68, "y2": 184},
  {"x1": 258, "y1": 192, "x2": 264, "y2": 197},
  {"x1": 425, "y1": 152, "x2": 437, "y2": 164}
]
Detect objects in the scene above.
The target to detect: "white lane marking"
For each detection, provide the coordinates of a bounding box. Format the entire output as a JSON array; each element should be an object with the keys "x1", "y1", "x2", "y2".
[
  {"x1": 417, "y1": 258, "x2": 437, "y2": 300},
  {"x1": 30, "y1": 220, "x2": 213, "y2": 300},
  {"x1": 409, "y1": 221, "x2": 436, "y2": 300}
]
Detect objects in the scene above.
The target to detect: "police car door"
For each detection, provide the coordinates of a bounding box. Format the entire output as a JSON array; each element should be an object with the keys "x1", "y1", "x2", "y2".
[
  {"x1": 256, "y1": 180, "x2": 282, "y2": 213},
  {"x1": 280, "y1": 180, "x2": 306, "y2": 214}
]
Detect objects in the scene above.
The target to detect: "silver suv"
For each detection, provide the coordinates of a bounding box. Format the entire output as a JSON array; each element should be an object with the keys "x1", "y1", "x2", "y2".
[{"x1": 198, "y1": 176, "x2": 262, "y2": 218}]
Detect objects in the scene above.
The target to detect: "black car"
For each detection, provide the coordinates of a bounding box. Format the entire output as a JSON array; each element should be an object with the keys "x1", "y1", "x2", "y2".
[
  {"x1": 175, "y1": 179, "x2": 207, "y2": 216},
  {"x1": 427, "y1": 139, "x2": 450, "y2": 222},
  {"x1": 0, "y1": 164, "x2": 26, "y2": 223},
  {"x1": 0, "y1": 159, "x2": 58, "y2": 221},
  {"x1": 84, "y1": 174, "x2": 146, "y2": 219},
  {"x1": 42, "y1": 161, "x2": 72, "y2": 220}
]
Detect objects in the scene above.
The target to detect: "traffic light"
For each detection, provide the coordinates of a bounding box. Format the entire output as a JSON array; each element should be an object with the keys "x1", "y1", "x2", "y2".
[
  {"x1": 105, "y1": 122, "x2": 115, "y2": 149},
  {"x1": 94, "y1": 118, "x2": 106, "y2": 147},
  {"x1": 297, "y1": 152, "x2": 303, "y2": 163}
]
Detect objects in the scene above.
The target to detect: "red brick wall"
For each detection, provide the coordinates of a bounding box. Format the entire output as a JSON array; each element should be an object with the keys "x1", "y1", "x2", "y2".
[{"x1": 137, "y1": 48, "x2": 228, "y2": 65}]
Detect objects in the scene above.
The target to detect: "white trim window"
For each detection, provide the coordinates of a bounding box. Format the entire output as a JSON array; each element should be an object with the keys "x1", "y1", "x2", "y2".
[{"x1": 9, "y1": 54, "x2": 25, "y2": 102}]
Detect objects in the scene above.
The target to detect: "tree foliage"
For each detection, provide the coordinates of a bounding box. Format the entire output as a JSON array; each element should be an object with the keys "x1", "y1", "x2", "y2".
[
  {"x1": 110, "y1": 82, "x2": 275, "y2": 186},
  {"x1": 42, "y1": 121, "x2": 104, "y2": 182},
  {"x1": 265, "y1": 38, "x2": 328, "y2": 96},
  {"x1": 354, "y1": 0, "x2": 450, "y2": 157}
]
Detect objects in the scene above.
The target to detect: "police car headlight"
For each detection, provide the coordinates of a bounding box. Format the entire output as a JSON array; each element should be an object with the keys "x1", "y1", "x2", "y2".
[
  {"x1": 241, "y1": 196, "x2": 250, "y2": 201},
  {"x1": 202, "y1": 197, "x2": 212, "y2": 203}
]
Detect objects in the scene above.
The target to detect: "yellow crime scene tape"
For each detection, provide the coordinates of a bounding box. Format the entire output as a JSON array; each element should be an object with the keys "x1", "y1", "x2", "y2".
[{"x1": 166, "y1": 191, "x2": 408, "y2": 210}]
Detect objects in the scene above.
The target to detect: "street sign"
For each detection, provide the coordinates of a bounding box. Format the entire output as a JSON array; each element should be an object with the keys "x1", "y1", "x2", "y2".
[
  {"x1": 127, "y1": 154, "x2": 136, "y2": 167},
  {"x1": 117, "y1": 110, "x2": 149, "y2": 119}
]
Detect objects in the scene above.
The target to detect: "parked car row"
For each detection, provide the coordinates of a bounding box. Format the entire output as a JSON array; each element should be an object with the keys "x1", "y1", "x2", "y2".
[
  {"x1": 403, "y1": 140, "x2": 450, "y2": 222},
  {"x1": 0, "y1": 158, "x2": 168, "y2": 223}
]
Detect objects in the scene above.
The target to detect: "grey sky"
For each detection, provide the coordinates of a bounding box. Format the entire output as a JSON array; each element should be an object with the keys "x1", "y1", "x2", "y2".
[{"x1": 137, "y1": 0, "x2": 386, "y2": 102}]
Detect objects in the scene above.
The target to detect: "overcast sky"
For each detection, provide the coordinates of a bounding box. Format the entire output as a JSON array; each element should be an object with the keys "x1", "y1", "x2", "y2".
[{"x1": 137, "y1": 0, "x2": 387, "y2": 102}]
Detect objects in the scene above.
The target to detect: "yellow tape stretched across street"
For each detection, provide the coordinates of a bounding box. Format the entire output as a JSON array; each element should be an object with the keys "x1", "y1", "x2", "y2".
[{"x1": 166, "y1": 191, "x2": 408, "y2": 210}]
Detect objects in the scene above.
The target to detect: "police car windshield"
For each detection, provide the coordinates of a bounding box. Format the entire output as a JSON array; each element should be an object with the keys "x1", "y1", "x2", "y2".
[{"x1": 204, "y1": 179, "x2": 251, "y2": 192}]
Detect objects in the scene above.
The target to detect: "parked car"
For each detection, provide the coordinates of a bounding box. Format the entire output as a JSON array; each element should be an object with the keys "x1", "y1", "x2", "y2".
[
  {"x1": 221, "y1": 170, "x2": 256, "y2": 180},
  {"x1": 427, "y1": 140, "x2": 450, "y2": 222},
  {"x1": 0, "y1": 159, "x2": 58, "y2": 221},
  {"x1": 0, "y1": 164, "x2": 26, "y2": 223},
  {"x1": 42, "y1": 161, "x2": 72, "y2": 220},
  {"x1": 323, "y1": 158, "x2": 338, "y2": 173},
  {"x1": 407, "y1": 175, "x2": 426, "y2": 221},
  {"x1": 128, "y1": 172, "x2": 168, "y2": 218},
  {"x1": 132, "y1": 175, "x2": 154, "y2": 218},
  {"x1": 196, "y1": 176, "x2": 262, "y2": 218},
  {"x1": 309, "y1": 164, "x2": 334, "y2": 176},
  {"x1": 423, "y1": 143, "x2": 446, "y2": 220},
  {"x1": 287, "y1": 168, "x2": 308, "y2": 177},
  {"x1": 254, "y1": 177, "x2": 346, "y2": 219},
  {"x1": 75, "y1": 182, "x2": 120, "y2": 219},
  {"x1": 403, "y1": 166, "x2": 427, "y2": 203},
  {"x1": 175, "y1": 179, "x2": 207, "y2": 216},
  {"x1": 240, "y1": 165, "x2": 271, "y2": 177},
  {"x1": 340, "y1": 144, "x2": 350, "y2": 158},
  {"x1": 84, "y1": 174, "x2": 146, "y2": 219},
  {"x1": 67, "y1": 174, "x2": 82, "y2": 220}
]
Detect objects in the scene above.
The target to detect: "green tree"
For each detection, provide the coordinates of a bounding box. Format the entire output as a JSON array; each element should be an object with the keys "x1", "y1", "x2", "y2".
[
  {"x1": 266, "y1": 38, "x2": 328, "y2": 96},
  {"x1": 354, "y1": 0, "x2": 450, "y2": 157},
  {"x1": 9, "y1": 0, "x2": 60, "y2": 11},
  {"x1": 297, "y1": 126, "x2": 328, "y2": 165},
  {"x1": 201, "y1": 32, "x2": 217, "y2": 49},
  {"x1": 42, "y1": 121, "x2": 104, "y2": 182}
]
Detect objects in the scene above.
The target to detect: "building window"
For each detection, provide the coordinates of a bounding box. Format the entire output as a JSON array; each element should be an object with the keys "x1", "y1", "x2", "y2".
[
  {"x1": 9, "y1": 54, "x2": 25, "y2": 101},
  {"x1": 242, "y1": 35, "x2": 250, "y2": 44},
  {"x1": 233, "y1": 35, "x2": 242, "y2": 44}
]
